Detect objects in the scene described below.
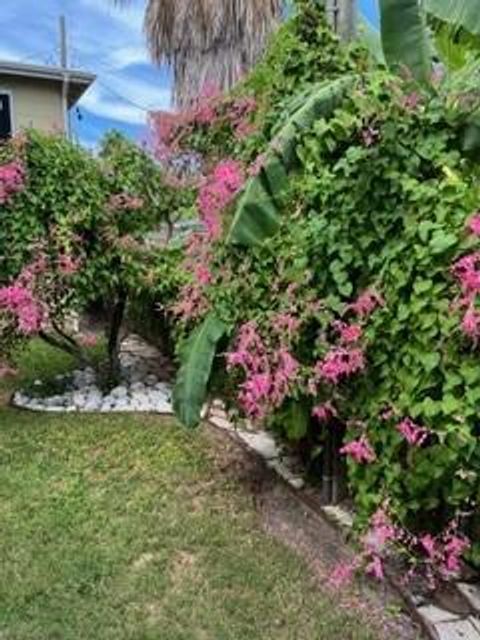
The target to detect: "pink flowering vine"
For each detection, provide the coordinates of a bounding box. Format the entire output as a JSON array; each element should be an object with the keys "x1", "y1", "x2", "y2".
[
  {"x1": 347, "y1": 288, "x2": 385, "y2": 318},
  {"x1": 361, "y1": 126, "x2": 380, "y2": 147},
  {"x1": 417, "y1": 520, "x2": 470, "y2": 583},
  {"x1": 328, "y1": 506, "x2": 470, "y2": 591},
  {"x1": 0, "y1": 285, "x2": 45, "y2": 334},
  {"x1": 401, "y1": 92, "x2": 422, "y2": 111},
  {"x1": 340, "y1": 435, "x2": 376, "y2": 464},
  {"x1": 0, "y1": 160, "x2": 25, "y2": 204},
  {"x1": 451, "y1": 253, "x2": 480, "y2": 300},
  {"x1": 271, "y1": 312, "x2": 301, "y2": 341},
  {"x1": 451, "y1": 252, "x2": 480, "y2": 341},
  {"x1": 396, "y1": 417, "x2": 430, "y2": 447},
  {"x1": 226, "y1": 321, "x2": 299, "y2": 421},
  {"x1": 333, "y1": 320, "x2": 363, "y2": 344},
  {"x1": 312, "y1": 401, "x2": 337, "y2": 423},
  {"x1": 197, "y1": 159, "x2": 244, "y2": 239},
  {"x1": 466, "y1": 213, "x2": 480, "y2": 237},
  {"x1": 58, "y1": 254, "x2": 81, "y2": 276},
  {"x1": 315, "y1": 347, "x2": 365, "y2": 385},
  {"x1": 150, "y1": 87, "x2": 257, "y2": 162},
  {"x1": 170, "y1": 232, "x2": 214, "y2": 323}
]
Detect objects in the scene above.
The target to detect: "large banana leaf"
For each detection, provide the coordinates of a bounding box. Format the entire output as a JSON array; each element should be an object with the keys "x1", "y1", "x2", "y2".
[
  {"x1": 379, "y1": 0, "x2": 432, "y2": 84},
  {"x1": 227, "y1": 75, "x2": 355, "y2": 247},
  {"x1": 173, "y1": 314, "x2": 227, "y2": 429},
  {"x1": 425, "y1": 0, "x2": 480, "y2": 37}
]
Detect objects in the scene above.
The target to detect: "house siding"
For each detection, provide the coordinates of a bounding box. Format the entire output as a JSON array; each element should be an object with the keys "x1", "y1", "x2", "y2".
[{"x1": 0, "y1": 76, "x2": 65, "y2": 134}]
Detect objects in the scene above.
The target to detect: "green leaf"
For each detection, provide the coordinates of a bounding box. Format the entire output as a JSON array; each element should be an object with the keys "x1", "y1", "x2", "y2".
[
  {"x1": 379, "y1": 0, "x2": 432, "y2": 84},
  {"x1": 282, "y1": 400, "x2": 310, "y2": 441},
  {"x1": 173, "y1": 314, "x2": 228, "y2": 429},
  {"x1": 227, "y1": 76, "x2": 355, "y2": 247},
  {"x1": 429, "y1": 230, "x2": 458, "y2": 254},
  {"x1": 425, "y1": 0, "x2": 480, "y2": 37}
]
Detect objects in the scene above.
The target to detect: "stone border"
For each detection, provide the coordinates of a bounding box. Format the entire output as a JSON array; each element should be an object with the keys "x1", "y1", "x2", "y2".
[{"x1": 11, "y1": 335, "x2": 174, "y2": 414}]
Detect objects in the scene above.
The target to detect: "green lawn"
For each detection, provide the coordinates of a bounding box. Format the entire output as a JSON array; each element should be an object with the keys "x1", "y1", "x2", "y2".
[{"x1": 0, "y1": 343, "x2": 385, "y2": 640}]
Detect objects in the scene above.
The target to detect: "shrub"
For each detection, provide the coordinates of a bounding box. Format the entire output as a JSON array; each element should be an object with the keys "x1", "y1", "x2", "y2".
[
  {"x1": 0, "y1": 130, "x2": 189, "y2": 377},
  {"x1": 150, "y1": 0, "x2": 480, "y2": 575}
]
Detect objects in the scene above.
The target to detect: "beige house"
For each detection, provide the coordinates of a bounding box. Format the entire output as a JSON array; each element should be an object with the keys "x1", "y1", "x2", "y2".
[{"x1": 0, "y1": 61, "x2": 95, "y2": 138}]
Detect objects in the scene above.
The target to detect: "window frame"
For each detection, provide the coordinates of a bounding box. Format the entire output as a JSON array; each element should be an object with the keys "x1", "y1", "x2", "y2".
[{"x1": 0, "y1": 89, "x2": 15, "y2": 137}]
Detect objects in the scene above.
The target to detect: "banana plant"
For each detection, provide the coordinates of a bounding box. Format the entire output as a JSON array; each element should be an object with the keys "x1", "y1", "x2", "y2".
[
  {"x1": 425, "y1": 0, "x2": 480, "y2": 36},
  {"x1": 378, "y1": 0, "x2": 480, "y2": 77},
  {"x1": 379, "y1": 0, "x2": 432, "y2": 84},
  {"x1": 173, "y1": 314, "x2": 228, "y2": 428},
  {"x1": 227, "y1": 0, "x2": 480, "y2": 249},
  {"x1": 227, "y1": 75, "x2": 355, "y2": 246}
]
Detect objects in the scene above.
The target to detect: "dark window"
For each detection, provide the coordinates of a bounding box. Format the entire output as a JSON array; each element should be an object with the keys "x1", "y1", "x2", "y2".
[{"x1": 0, "y1": 93, "x2": 12, "y2": 139}]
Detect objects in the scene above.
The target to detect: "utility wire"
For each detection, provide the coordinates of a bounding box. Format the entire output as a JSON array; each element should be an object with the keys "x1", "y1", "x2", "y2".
[{"x1": 70, "y1": 50, "x2": 169, "y2": 112}]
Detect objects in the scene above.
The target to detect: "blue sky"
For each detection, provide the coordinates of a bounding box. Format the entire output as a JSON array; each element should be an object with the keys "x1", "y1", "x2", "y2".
[{"x1": 0, "y1": 0, "x2": 378, "y2": 148}]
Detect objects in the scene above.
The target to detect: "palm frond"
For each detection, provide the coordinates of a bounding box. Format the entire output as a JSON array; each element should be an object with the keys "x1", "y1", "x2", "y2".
[{"x1": 117, "y1": 0, "x2": 282, "y2": 106}]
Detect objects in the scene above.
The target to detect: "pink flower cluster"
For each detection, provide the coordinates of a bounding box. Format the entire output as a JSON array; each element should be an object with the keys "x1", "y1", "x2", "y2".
[
  {"x1": 171, "y1": 282, "x2": 210, "y2": 321},
  {"x1": 226, "y1": 321, "x2": 299, "y2": 421},
  {"x1": 315, "y1": 347, "x2": 365, "y2": 385},
  {"x1": 197, "y1": 160, "x2": 244, "y2": 239},
  {"x1": 419, "y1": 521, "x2": 470, "y2": 582},
  {"x1": 329, "y1": 508, "x2": 470, "y2": 591},
  {"x1": 333, "y1": 320, "x2": 363, "y2": 344},
  {"x1": 312, "y1": 401, "x2": 337, "y2": 423},
  {"x1": 171, "y1": 233, "x2": 213, "y2": 322},
  {"x1": 347, "y1": 288, "x2": 385, "y2": 318},
  {"x1": 329, "y1": 508, "x2": 396, "y2": 588},
  {"x1": 0, "y1": 161, "x2": 25, "y2": 204},
  {"x1": 401, "y1": 92, "x2": 422, "y2": 111},
  {"x1": 58, "y1": 254, "x2": 81, "y2": 276},
  {"x1": 270, "y1": 312, "x2": 301, "y2": 341},
  {"x1": 0, "y1": 284, "x2": 45, "y2": 334},
  {"x1": 108, "y1": 193, "x2": 144, "y2": 211},
  {"x1": 340, "y1": 435, "x2": 376, "y2": 464},
  {"x1": 466, "y1": 213, "x2": 480, "y2": 236},
  {"x1": 0, "y1": 255, "x2": 50, "y2": 335},
  {"x1": 396, "y1": 417, "x2": 430, "y2": 447},
  {"x1": 228, "y1": 96, "x2": 257, "y2": 140},
  {"x1": 451, "y1": 252, "x2": 480, "y2": 341},
  {"x1": 150, "y1": 87, "x2": 257, "y2": 161}
]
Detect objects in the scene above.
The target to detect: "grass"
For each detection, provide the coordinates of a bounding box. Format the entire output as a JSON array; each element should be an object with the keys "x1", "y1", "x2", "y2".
[{"x1": 0, "y1": 342, "x2": 384, "y2": 640}]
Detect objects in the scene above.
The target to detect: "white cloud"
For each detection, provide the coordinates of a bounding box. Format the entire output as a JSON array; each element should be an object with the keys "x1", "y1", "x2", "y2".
[
  {"x1": 107, "y1": 45, "x2": 149, "y2": 69},
  {"x1": 80, "y1": 84, "x2": 147, "y2": 125},
  {"x1": 0, "y1": 0, "x2": 170, "y2": 142},
  {"x1": 79, "y1": 75, "x2": 171, "y2": 126},
  {"x1": 99, "y1": 72, "x2": 172, "y2": 109}
]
